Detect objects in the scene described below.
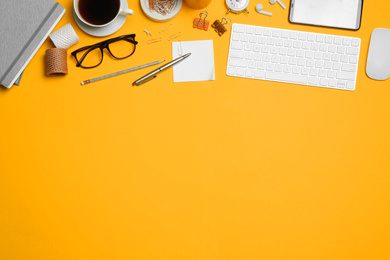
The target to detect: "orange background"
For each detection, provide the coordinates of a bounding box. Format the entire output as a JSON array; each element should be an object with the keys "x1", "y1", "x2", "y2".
[{"x1": 1, "y1": 0, "x2": 390, "y2": 259}]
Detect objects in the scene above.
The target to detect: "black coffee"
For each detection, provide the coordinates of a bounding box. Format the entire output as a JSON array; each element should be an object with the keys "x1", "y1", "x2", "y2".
[{"x1": 79, "y1": 0, "x2": 120, "y2": 25}]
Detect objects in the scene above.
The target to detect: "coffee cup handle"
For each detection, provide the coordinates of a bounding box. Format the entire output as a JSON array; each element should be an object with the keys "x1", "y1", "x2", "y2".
[{"x1": 119, "y1": 8, "x2": 134, "y2": 16}]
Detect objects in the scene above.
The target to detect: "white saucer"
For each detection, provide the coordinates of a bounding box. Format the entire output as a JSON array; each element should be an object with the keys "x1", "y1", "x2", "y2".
[
  {"x1": 74, "y1": 0, "x2": 130, "y2": 37},
  {"x1": 140, "y1": 0, "x2": 182, "y2": 22}
]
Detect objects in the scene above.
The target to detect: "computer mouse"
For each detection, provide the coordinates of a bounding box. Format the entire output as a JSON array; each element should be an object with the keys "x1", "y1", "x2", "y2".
[{"x1": 366, "y1": 28, "x2": 390, "y2": 81}]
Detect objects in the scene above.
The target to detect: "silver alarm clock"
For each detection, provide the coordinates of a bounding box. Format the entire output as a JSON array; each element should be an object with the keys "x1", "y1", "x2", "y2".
[{"x1": 226, "y1": 0, "x2": 250, "y2": 14}]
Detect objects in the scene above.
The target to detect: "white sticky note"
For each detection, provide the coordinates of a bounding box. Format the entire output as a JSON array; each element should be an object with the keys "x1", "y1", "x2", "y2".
[{"x1": 172, "y1": 40, "x2": 215, "y2": 82}]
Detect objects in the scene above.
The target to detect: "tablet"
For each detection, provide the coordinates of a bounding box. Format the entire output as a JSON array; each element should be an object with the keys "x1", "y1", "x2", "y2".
[{"x1": 289, "y1": 0, "x2": 363, "y2": 30}]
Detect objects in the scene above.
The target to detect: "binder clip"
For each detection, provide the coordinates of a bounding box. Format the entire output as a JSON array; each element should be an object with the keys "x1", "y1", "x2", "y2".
[
  {"x1": 193, "y1": 11, "x2": 209, "y2": 31},
  {"x1": 211, "y1": 18, "x2": 232, "y2": 36}
]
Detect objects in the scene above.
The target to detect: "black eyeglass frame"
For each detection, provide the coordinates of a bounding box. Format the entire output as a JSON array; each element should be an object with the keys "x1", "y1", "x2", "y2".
[{"x1": 71, "y1": 34, "x2": 138, "y2": 69}]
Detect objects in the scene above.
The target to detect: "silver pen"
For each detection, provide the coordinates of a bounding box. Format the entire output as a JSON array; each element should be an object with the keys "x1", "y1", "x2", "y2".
[{"x1": 132, "y1": 53, "x2": 191, "y2": 86}]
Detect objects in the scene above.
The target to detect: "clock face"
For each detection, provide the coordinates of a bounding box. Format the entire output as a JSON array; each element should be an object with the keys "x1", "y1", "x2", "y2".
[{"x1": 226, "y1": 0, "x2": 248, "y2": 10}]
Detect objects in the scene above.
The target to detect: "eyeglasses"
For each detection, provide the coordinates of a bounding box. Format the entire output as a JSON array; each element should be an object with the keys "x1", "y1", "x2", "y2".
[{"x1": 71, "y1": 34, "x2": 138, "y2": 69}]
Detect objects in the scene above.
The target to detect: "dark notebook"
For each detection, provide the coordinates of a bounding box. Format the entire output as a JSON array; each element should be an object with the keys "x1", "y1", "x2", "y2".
[{"x1": 0, "y1": 0, "x2": 65, "y2": 88}]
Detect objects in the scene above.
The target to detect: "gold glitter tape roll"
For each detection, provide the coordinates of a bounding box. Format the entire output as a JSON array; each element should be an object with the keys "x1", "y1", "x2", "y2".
[{"x1": 45, "y1": 48, "x2": 68, "y2": 76}]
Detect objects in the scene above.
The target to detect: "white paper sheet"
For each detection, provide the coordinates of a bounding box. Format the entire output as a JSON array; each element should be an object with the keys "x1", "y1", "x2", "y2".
[{"x1": 172, "y1": 40, "x2": 215, "y2": 83}]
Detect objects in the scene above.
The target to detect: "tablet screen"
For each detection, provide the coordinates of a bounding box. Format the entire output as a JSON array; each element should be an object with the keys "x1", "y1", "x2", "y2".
[{"x1": 289, "y1": 0, "x2": 362, "y2": 30}]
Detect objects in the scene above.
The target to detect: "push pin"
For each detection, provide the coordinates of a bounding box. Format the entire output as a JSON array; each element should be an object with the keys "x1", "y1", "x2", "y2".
[
  {"x1": 193, "y1": 11, "x2": 209, "y2": 31},
  {"x1": 144, "y1": 29, "x2": 152, "y2": 37},
  {"x1": 211, "y1": 18, "x2": 232, "y2": 36}
]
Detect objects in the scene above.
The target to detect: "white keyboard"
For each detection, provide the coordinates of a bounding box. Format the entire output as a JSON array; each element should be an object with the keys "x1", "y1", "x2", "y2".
[{"x1": 227, "y1": 24, "x2": 361, "y2": 91}]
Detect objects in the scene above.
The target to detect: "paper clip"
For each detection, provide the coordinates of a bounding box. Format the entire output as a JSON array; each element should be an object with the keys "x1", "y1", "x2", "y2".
[
  {"x1": 211, "y1": 18, "x2": 232, "y2": 36},
  {"x1": 193, "y1": 11, "x2": 209, "y2": 31},
  {"x1": 167, "y1": 32, "x2": 182, "y2": 41},
  {"x1": 159, "y1": 24, "x2": 173, "y2": 34},
  {"x1": 148, "y1": 38, "x2": 162, "y2": 44}
]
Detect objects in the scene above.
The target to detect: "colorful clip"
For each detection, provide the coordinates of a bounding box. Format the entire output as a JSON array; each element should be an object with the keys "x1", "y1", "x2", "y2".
[
  {"x1": 211, "y1": 18, "x2": 232, "y2": 36},
  {"x1": 193, "y1": 11, "x2": 209, "y2": 31}
]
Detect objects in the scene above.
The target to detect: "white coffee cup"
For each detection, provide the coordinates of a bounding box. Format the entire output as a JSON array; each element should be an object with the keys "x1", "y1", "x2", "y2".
[{"x1": 74, "y1": 0, "x2": 134, "y2": 28}]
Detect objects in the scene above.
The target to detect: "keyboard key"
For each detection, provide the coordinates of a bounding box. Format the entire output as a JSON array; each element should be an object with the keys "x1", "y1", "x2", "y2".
[
  {"x1": 307, "y1": 34, "x2": 316, "y2": 42},
  {"x1": 340, "y1": 55, "x2": 349, "y2": 63},
  {"x1": 346, "y1": 81, "x2": 355, "y2": 90},
  {"x1": 337, "y1": 71, "x2": 355, "y2": 81},
  {"x1": 273, "y1": 30, "x2": 281, "y2": 37},
  {"x1": 337, "y1": 80, "x2": 347, "y2": 89},
  {"x1": 246, "y1": 26, "x2": 254, "y2": 34},
  {"x1": 315, "y1": 60, "x2": 324, "y2": 68},
  {"x1": 325, "y1": 36, "x2": 333, "y2": 44},
  {"x1": 244, "y1": 43, "x2": 253, "y2": 51},
  {"x1": 230, "y1": 50, "x2": 244, "y2": 59},
  {"x1": 246, "y1": 69, "x2": 253, "y2": 77},
  {"x1": 324, "y1": 62, "x2": 332, "y2": 70},
  {"x1": 266, "y1": 63, "x2": 275, "y2": 71},
  {"x1": 248, "y1": 61, "x2": 257, "y2": 69},
  {"x1": 349, "y1": 56, "x2": 358, "y2": 64},
  {"x1": 281, "y1": 31, "x2": 290, "y2": 38},
  {"x1": 232, "y1": 33, "x2": 241, "y2": 41},
  {"x1": 351, "y1": 39, "x2": 360, "y2": 47},
  {"x1": 229, "y1": 58, "x2": 247, "y2": 67},
  {"x1": 254, "y1": 70, "x2": 265, "y2": 78},
  {"x1": 319, "y1": 69, "x2": 327, "y2": 77},
  {"x1": 249, "y1": 35, "x2": 257, "y2": 43},
  {"x1": 327, "y1": 70, "x2": 336, "y2": 78},
  {"x1": 306, "y1": 59, "x2": 315, "y2": 67},
  {"x1": 253, "y1": 44, "x2": 261, "y2": 52},
  {"x1": 227, "y1": 67, "x2": 236, "y2": 75},
  {"x1": 328, "y1": 45, "x2": 337, "y2": 53},
  {"x1": 257, "y1": 62, "x2": 266, "y2": 70},
  {"x1": 346, "y1": 47, "x2": 359, "y2": 55},
  {"x1": 236, "y1": 68, "x2": 245, "y2": 76},
  {"x1": 320, "y1": 78, "x2": 328, "y2": 86},
  {"x1": 263, "y1": 29, "x2": 272, "y2": 36},
  {"x1": 329, "y1": 79, "x2": 337, "y2": 87},
  {"x1": 292, "y1": 66, "x2": 301, "y2": 74},
  {"x1": 334, "y1": 37, "x2": 342, "y2": 45},
  {"x1": 275, "y1": 64, "x2": 283, "y2": 72},
  {"x1": 255, "y1": 27, "x2": 264, "y2": 35},
  {"x1": 314, "y1": 52, "x2": 323, "y2": 60},
  {"x1": 231, "y1": 42, "x2": 243, "y2": 50},
  {"x1": 298, "y1": 32, "x2": 307, "y2": 41},
  {"x1": 290, "y1": 32, "x2": 298, "y2": 40},
  {"x1": 271, "y1": 55, "x2": 281, "y2": 63},
  {"x1": 319, "y1": 44, "x2": 327, "y2": 52},
  {"x1": 316, "y1": 35, "x2": 325, "y2": 43},
  {"x1": 254, "y1": 53, "x2": 262, "y2": 60},
  {"x1": 301, "y1": 67, "x2": 309, "y2": 75},
  {"x1": 263, "y1": 54, "x2": 271, "y2": 62},
  {"x1": 245, "y1": 52, "x2": 253, "y2": 60},
  {"x1": 284, "y1": 65, "x2": 292, "y2": 73},
  {"x1": 310, "y1": 68, "x2": 319, "y2": 76},
  {"x1": 308, "y1": 77, "x2": 320, "y2": 85},
  {"x1": 266, "y1": 71, "x2": 308, "y2": 84},
  {"x1": 342, "y1": 38, "x2": 351, "y2": 46},
  {"x1": 337, "y1": 46, "x2": 346, "y2": 54},
  {"x1": 322, "y1": 53, "x2": 331, "y2": 61},
  {"x1": 234, "y1": 25, "x2": 246, "y2": 33}
]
